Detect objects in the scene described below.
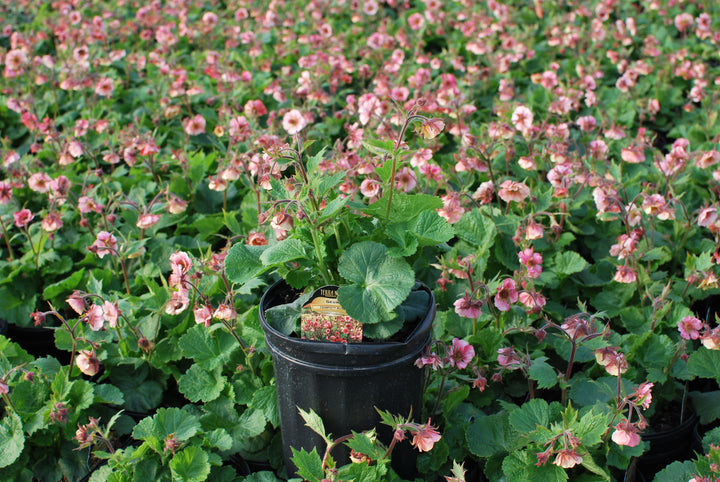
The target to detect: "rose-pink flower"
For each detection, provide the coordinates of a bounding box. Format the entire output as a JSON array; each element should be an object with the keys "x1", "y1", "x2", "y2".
[
  {"x1": 411, "y1": 420, "x2": 441, "y2": 452},
  {"x1": 678, "y1": 316, "x2": 703, "y2": 340},
  {"x1": 13, "y1": 209, "x2": 34, "y2": 228},
  {"x1": 611, "y1": 420, "x2": 641, "y2": 447},
  {"x1": 494, "y1": 278, "x2": 518, "y2": 311},
  {"x1": 447, "y1": 338, "x2": 475, "y2": 370}
]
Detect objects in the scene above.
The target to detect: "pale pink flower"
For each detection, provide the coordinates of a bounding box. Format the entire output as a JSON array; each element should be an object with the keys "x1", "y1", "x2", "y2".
[
  {"x1": 518, "y1": 290, "x2": 546, "y2": 314},
  {"x1": 213, "y1": 303, "x2": 237, "y2": 321},
  {"x1": 360, "y1": 178, "x2": 381, "y2": 198},
  {"x1": 437, "y1": 193, "x2": 465, "y2": 224},
  {"x1": 632, "y1": 382, "x2": 654, "y2": 410},
  {"x1": 89, "y1": 231, "x2": 118, "y2": 258},
  {"x1": 102, "y1": 301, "x2": 119, "y2": 328},
  {"x1": 621, "y1": 146, "x2": 645, "y2": 164},
  {"x1": 167, "y1": 195, "x2": 188, "y2": 214},
  {"x1": 497, "y1": 347, "x2": 522, "y2": 369},
  {"x1": 472, "y1": 181, "x2": 494, "y2": 204},
  {"x1": 494, "y1": 278, "x2": 518, "y2": 311},
  {"x1": 511, "y1": 105, "x2": 533, "y2": 133},
  {"x1": 518, "y1": 248, "x2": 543, "y2": 278},
  {"x1": 28, "y1": 172, "x2": 52, "y2": 193},
  {"x1": 674, "y1": 12, "x2": 694, "y2": 32},
  {"x1": 498, "y1": 180, "x2": 530, "y2": 203},
  {"x1": 407, "y1": 12, "x2": 425, "y2": 30},
  {"x1": 419, "y1": 118, "x2": 445, "y2": 139},
  {"x1": 184, "y1": 114, "x2": 206, "y2": 136},
  {"x1": 701, "y1": 327, "x2": 720, "y2": 350},
  {"x1": 411, "y1": 421, "x2": 441, "y2": 452},
  {"x1": 395, "y1": 167, "x2": 417, "y2": 192},
  {"x1": 76, "y1": 350, "x2": 100, "y2": 376},
  {"x1": 136, "y1": 213, "x2": 161, "y2": 229},
  {"x1": 553, "y1": 449, "x2": 583, "y2": 469},
  {"x1": 194, "y1": 304, "x2": 213, "y2": 327},
  {"x1": 4, "y1": 49, "x2": 28, "y2": 72},
  {"x1": 67, "y1": 291, "x2": 87, "y2": 315},
  {"x1": 614, "y1": 265, "x2": 637, "y2": 284},
  {"x1": 95, "y1": 77, "x2": 114, "y2": 97},
  {"x1": 447, "y1": 338, "x2": 475, "y2": 370},
  {"x1": 78, "y1": 196, "x2": 104, "y2": 214},
  {"x1": 454, "y1": 293, "x2": 483, "y2": 319},
  {"x1": 612, "y1": 420, "x2": 641, "y2": 447},
  {"x1": 13, "y1": 209, "x2": 34, "y2": 228},
  {"x1": 678, "y1": 316, "x2": 703, "y2": 340},
  {"x1": 85, "y1": 304, "x2": 105, "y2": 331},
  {"x1": 165, "y1": 290, "x2": 189, "y2": 315},
  {"x1": 282, "y1": 109, "x2": 307, "y2": 135},
  {"x1": 697, "y1": 206, "x2": 718, "y2": 227},
  {"x1": 41, "y1": 212, "x2": 63, "y2": 232}
]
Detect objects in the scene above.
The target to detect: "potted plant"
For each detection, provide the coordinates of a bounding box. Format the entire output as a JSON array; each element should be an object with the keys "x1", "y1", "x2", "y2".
[{"x1": 223, "y1": 105, "x2": 452, "y2": 478}]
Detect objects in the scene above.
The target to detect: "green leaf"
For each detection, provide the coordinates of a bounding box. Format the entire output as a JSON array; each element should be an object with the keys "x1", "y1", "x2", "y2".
[
  {"x1": 223, "y1": 210, "x2": 245, "y2": 236},
  {"x1": 93, "y1": 384, "x2": 125, "y2": 405},
  {"x1": 575, "y1": 409, "x2": 610, "y2": 447},
  {"x1": 411, "y1": 210, "x2": 455, "y2": 246},
  {"x1": 337, "y1": 241, "x2": 414, "y2": 325},
  {"x1": 529, "y1": 357, "x2": 559, "y2": 389},
  {"x1": 298, "y1": 408, "x2": 329, "y2": 442},
  {"x1": 170, "y1": 446, "x2": 211, "y2": 482},
  {"x1": 362, "y1": 193, "x2": 443, "y2": 223},
  {"x1": 580, "y1": 452, "x2": 611, "y2": 480},
  {"x1": 224, "y1": 243, "x2": 267, "y2": 285},
  {"x1": 467, "y1": 413, "x2": 514, "y2": 457},
  {"x1": 502, "y1": 450, "x2": 568, "y2": 482},
  {"x1": 250, "y1": 386, "x2": 279, "y2": 428},
  {"x1": 42, "y1": 268, "x2": 85, "y2": 300},
  {"x1": 264, "y1": 292, "x2": 312, "y2": 336},
  {"x1": 509, "y1": 399, "x2": 550, "y2": 434},
  {"x1": 0, "y1": 413, "x2": 24, "y2": 469},
  {"x1": 178, "y1": 365, "x2": 226, "y2": 403},
  {"x1": 178, "y1": 324, "x2": 240, "y2": 370},
  {"x1": 361, "y1": 138, "x2": 394, "y2": 157},
  {"x1": 345, "y1": 431, "x2": 384, "y2": 459},
  {"x1": 652, "y1": 460, "x2": 696, "y2": 481},
  {"x1": 259, "y1": 239, "x2": 307, "y2": 266},
  {"x1": 551, "y1": 251, "x2": 588, "y2": 277},
  {"x1": 315, "y1": 172, "x2": 346, "y2": 197},
  {"x1": 235, "y1": 408, "x2": 267, "y2": 438},
  {"x1": 687, "y1": 349, "x2": 720, "y2": 382},
  {"x1": 155, "y1": 407, "x2": 201, "y2": 441},
  {"x1": 203, "y1": 428, "x2": 233, "y2": 451},
  {"x1": 689, "y1": 390, "x2": 720, "y2": 424},
  {"x1": 455, "y1": 209, "x2": 496, "y2": 247},
  {"x1": 290, "y1": 447, "x2": 324, "y2": 482},
  {"x1": 317, "y1": 196, "x2": 349, "y2": 223}
]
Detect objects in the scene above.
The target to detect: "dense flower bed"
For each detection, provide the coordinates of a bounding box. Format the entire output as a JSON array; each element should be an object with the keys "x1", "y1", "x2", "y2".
[{"x1": 1, "y1": 0, "x2": 720, "y2": 480}]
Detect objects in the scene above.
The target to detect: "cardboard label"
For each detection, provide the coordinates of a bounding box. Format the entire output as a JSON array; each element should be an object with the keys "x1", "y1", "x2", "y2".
[{"x1": 300, "y1": 286, "x2": 362, "y2": 343}]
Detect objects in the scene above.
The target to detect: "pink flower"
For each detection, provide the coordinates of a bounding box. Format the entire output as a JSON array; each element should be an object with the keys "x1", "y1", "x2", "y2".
[
  {"x1": 453, "y1": 293, "x2": 483, "y2": 318},
  {"x1": 419, "y1": 118, "x2": 445, "y2": 139},
  {"x1": 472, "y1": 375, "x2": 487, "y2": 391},
  {"x1": 89, "y1": 231, "x2": 118, "y2": 258},
  {"x1": 194, "y1": 304, "x2": 213, "y2": 327},
  {"x1": 632, "y1": 382, "x2": 654, "y2": 410},
  {"x1": 511, "y1": 105, "x2": 533, "y2": 133},
  {"x1": 415, "y1": 352, "x2": 443, "y2": 370},
  {"x1": 701, "y1": 326, "x2": 720, "y2": 350},
  {"x1": 494, "y1": 278, "x2": 518, "y2": 311},
  {"x1": 76, "y1": 350, "x2": 100, "y2": 376},
  {"x1": 437, "y1": 193, "x2": 465, "y2": 224},
  {"x1": 78, "y1": 196, "x2": 104, "y2": 214},
  {"x1": 0, "y1": 181, "x2": 13, "y2": 204},
  {"x1": 247, "y1": 230, "x2": 268, "y2": 246},
  {"x1": 28, "y1": 172, "x2": 52, "y2": 193},
  {"x1": 498, "y1": 180, "x2": 530, "y2": 203},
  {"x1": 184, "y1": 114, "x2": 206, "y2": 136},
  {"x1": 85, "y1": 304, "x2": 105, "y2": 331},
  {"x1": 213, "y1": 304, "x2": 237, "y2": 321},
  {"x1": 678, "y1": 316, "x2": 703, "y2": 340},
  {"x1": 611, "y1": 420, "x2": 641, "y2": 447},
  {"x1": 282, "y1": 109, "x2": 307, "y2": 135},
  {"x1": 13, "y1": 209, "x2": 34, "y2": 228},
  {"x1": 67, "y1": 291, "x2": 87, "y2": 315},
  {"x1": 497, "y1": 347, "x2": 521, "y2": 368},
  {"x1": 360, "y1": 178, "x2": 381, "y2": 198},
  {"x1": 518, "y1": 248, "x2": 543, "y2": 278},
  {"x1": 447, "y1": 338, "x2": 475, "y2": 370},
  {"x1": 102, "y1": 301, "x2": 119, "y2": 328},
  {"x1": 136, "y1": 213, "x2": 161, "y2": 229},
  {"x1": 553, "y1": 449, "x2": 583, "y2": 468},
  {"x1": 165, "y1": 290, "x2": 189, "y2": 315},
  {"x1": 411, "y1": 420, "x2": 442, "y2": 452},
  {"x1": 95, "y1": 77, "x2": 114, "y2": 97},
  {"x1": 41, "y1": 212, "x2": 63, "y2": 233},
  {"x1": 614, "y1": 265, "x2": 637, "y2": 284}
]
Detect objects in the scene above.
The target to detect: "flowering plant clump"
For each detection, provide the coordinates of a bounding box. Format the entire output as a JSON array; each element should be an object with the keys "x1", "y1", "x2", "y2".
[{"x1": 0, "y1": 0, "x2": 719, "y2": 480}]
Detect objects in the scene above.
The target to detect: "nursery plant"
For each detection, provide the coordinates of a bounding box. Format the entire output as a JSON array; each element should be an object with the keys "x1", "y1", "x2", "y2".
[{"x1": 1, "y1": 0, "x2": 720, "y2": 481}]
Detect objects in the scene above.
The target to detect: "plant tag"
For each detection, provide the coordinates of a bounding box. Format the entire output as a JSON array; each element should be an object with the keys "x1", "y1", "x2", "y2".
[{"x1": 301, "y1": 286, "x2": 362, "y2": 343}]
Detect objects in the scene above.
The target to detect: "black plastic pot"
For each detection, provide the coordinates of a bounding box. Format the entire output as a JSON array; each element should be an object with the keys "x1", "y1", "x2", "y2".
[
  {"x1": 259, "y1": 280, "x2": 435, "y2": 480},
  {"x1": 636, "y1": 411, "x2": 701, "y2": 479}
]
